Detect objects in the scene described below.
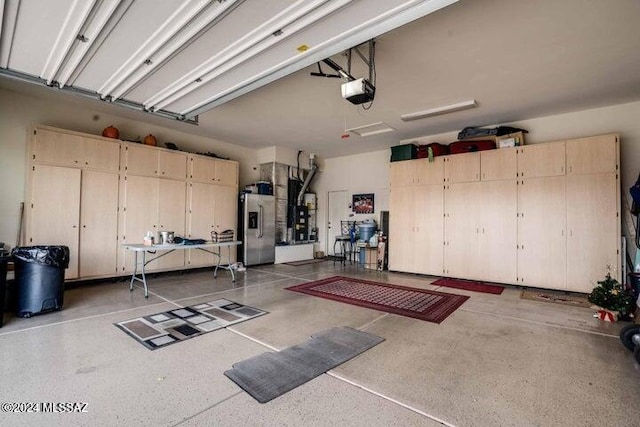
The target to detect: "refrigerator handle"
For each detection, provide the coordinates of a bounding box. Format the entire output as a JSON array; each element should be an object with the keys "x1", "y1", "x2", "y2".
[{"x1": 258, "y1": 205, "x2": 264, "y2": 238}]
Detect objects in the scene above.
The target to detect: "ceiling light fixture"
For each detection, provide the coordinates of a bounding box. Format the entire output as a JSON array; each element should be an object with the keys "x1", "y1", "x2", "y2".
[
  {"x1": 400, "y1": 99, "x2": 477, "y2": 122},
  {"x1": 346, "y1": 122, "x2": 396, "y2": 137}
]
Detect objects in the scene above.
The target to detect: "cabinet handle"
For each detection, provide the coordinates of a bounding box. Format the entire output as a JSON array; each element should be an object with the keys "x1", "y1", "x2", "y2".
[
  {"x1": 162, "y1": 171, "x2": 165, "y2": 175},
  {"x1": 72, "y1": 225, "x2": 77, "y2": 228},
  {"x1": 83, "y1": 225, "x2": 86, "y2": 228}
]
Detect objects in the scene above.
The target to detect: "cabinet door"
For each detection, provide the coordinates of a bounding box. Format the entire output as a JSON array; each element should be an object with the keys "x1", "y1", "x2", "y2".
[
  {"x1": 123, "y1": 144, "x2": 158, "y2": 177},
  {"x1": 120, "y1": 175, "x2": 159, "y2": 273},
  {"x1": 481, "y1": 148, "x2": 517, "y2": 181},
  {"x1": 215, "y1": 159, "x2": 239, "y2": 186},
  {"x1": 33, "y1": 129, "x2": 83, "y2": 166},
  {"x1": 213, "y1": 185, "x2": 238, "y2": 262},
  {"x1": 517, "y1": 142, "x2": 565, "y2": 178},
  {"x1": 414, "y1": 185, "x2": 444, "y2": 275},
  {"x1": 444, "y1": 152, "x2": 480, "y2": 183},
  {"x1": 414, "y1": 157, "x2": 444, "y2": 185},
  {"x1": 190, "y1": 155, "x2": 216, "y2": 183},
  {"x1": 389, "y1": 186, "x2": 415, "y2": 271},
  {"x1": 566, "y1": 134, "x2": 618, "y2": 175},
  {"x1": 566, "y1": 173, "x2": 619, "y2": 292},
  {"x1": 30, "y1": 165, "x2": 81, "y2": 279},
  {"x1": 187, "y1": 183, "x2": 216, "y2": 266},
  {"x1": 517, "y1": 176, "x2": 566, "y2": 289},
  {"x1": 80, "y1": 171, "x2": 118, "y2": 277},
  {"x1": 82, "y1": 137, "x2": 120, "y2": 172},
  {"x1": 159, "y1": 151, "x2": 187, "y2": 180},
  {"x1": 479, "y1": 180, "x2": 517, "y2": 283},
  {"x1": 157, "y1": 179, "x2": 186, "y2": 270},
  {"x1": 444, "y1": 182, "x2": 482, "y2": 278},
  {"x1": 390, "y1": 161, "x2": 416, "y2": 187}
]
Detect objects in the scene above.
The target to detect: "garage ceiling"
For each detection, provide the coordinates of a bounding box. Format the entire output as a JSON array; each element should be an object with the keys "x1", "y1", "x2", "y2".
[{"x1": 2, "y1": 0, "x2": 640, "y2": 159}]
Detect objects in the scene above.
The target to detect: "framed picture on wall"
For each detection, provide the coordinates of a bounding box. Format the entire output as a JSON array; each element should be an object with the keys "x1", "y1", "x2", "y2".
[{"x1": 352, "y1": 193, "x2": 375, "y2": 214}]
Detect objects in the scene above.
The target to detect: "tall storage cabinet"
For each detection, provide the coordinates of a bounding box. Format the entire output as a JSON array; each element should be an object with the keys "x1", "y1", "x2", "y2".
[
  {"x1": 186, "y1": 155, "x2": 239, "y2": 267},
  {"x1": 27, "y1": 127, "x2": 120, "y2": 279},
  {"x1": 117, "y1": 144, "x2": 188, "y2": 274},
  {"x1": 389, "y1": 134, "x2": 620, "y2": 293},
  {"x1": 27, "y1": 125, "x2": 240, "y2": 281}
]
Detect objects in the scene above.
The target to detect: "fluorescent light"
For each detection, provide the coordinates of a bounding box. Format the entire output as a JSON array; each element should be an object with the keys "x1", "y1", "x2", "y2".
[
  {"x1": 0, "y1": 0, "x2": 19, "y2": 68},
  {"x1": 401, "y1": 100, "x2": 477, "y2": 122},
  {"x1": 346, "y1": 122, "x2": 396, "y2": 137}
]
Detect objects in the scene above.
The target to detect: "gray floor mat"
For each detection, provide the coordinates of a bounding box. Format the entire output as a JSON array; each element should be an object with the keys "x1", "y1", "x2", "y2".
[{"x1": 224, "y1": 326, "x2": 384, "y2": 403}]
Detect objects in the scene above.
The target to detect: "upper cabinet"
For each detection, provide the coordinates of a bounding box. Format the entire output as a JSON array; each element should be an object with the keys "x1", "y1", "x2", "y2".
[
  {"x1": 390, "y1": 160, "x2": 416, "y2": 187},
  {"x1": 121, "y1": 143, "x2": 187, "y2": 180},
  {"x1": 32, "y1": 127, "x2": 119, "y2": 172},
  {"x1": 481, "y1": 148, "x2": 517, "y2": 181},
  {"x1": 190, "y1": 155, "x2": 239, "y2": 186},
  {"x1": 444, "y1": 152, "x2": 480, "y2": 183},
  {"x1": 566, "y1": 134, "x2": 618, "y2": 175},
  {"x1": 414, "y1": 157, "x2": 444, "y2": 185},
  {"x1": 517, "y1": 141, "x2": 565, "y2": 178}
]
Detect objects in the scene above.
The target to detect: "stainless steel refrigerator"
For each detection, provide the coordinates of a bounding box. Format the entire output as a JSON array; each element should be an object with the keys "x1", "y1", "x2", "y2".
[{"x1": 239, "y1": 193, "x2": 276, "y2": 266}]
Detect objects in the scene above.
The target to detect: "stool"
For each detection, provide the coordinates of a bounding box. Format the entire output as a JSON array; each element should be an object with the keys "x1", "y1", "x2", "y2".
[{"x1": 333, "y1": 235, "x2": 351, "y2": 265}]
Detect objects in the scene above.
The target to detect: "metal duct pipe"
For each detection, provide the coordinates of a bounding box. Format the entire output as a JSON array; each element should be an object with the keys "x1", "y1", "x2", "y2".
[{"x1": 297, "y1": 162, "x2": 318, "y2": 206}]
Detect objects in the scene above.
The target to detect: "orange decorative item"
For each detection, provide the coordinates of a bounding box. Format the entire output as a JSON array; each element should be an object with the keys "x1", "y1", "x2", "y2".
[
  {"x1": 102, "y1": 125, "x2": 119, "y2": 139},
  {"x1": 143, "y1": 134, "x2": 157, "y2": 146}
]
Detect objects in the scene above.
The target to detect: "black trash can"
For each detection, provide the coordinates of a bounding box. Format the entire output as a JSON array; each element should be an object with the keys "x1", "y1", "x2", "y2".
[
  {"x1": 13, "y1": 246, "x2": 69, "y2": 318},
  {"x1": 0, "y1": 251, "x2": 12, "y2": 327}
]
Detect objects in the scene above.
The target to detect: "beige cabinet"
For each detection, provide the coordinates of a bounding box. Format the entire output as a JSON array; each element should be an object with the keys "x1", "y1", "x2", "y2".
[
  {"x1": 517, "y1": 176, "x2": 567, "y2": 289},
  {"x1": 517, "y1": 142, "x2": 565, "y2": 178},
  {"x1": 444, "y1": 152, "x2": 480, "y2": 183},
  {"x1": 444, "y1": 182, "x2": 482, "y2": 278},
  {"x1": 186, "y1": 182, "x2": 238, "y2": 266},
  {"x1": 79, "y1": 170, "x2": 119, "y2": 277},
  {"x1": 390, "y1": 161, "x2": 416, "y2": 187},
  {"x1": 566, "y1": 134, "x2": 618, "y2": 175},
  {"x1": 414, "y1": 157, "x2": 444, "y2": 185},
  {"x1": 478, "y1": 180, "x2": 517, "y2": 283},
  {"x1": 388, "y1": 186, "x2": 415, "y2": 271},
  {"x1": 190, "y1": 155, "x2": 216, "y2": 183},
  {"x1": 29, "y1": 165, "x2": 119, "y2": 279},
  {"x1": 29, "y1": 165, "x2": 81, "y2": 279},
  {"x1": 190, "y1": 155, "x2": 239, "y2": 187},
  {"x1": 481, "y1": 148, "x2": 517, "y2": 181},
  {"x1": 33, "y1": 127, "x2": 120, "y2": 172},
  {"x1": 414, "y1": 184, "x2": 444, "y2": 275},
  {"x1": 215, "y1": 159, "x2": 239, "y2": 186},
  {"x1": 187, "y1": 182, "x2": 216, "y2": 266},
  {"x1": 389, "y1": 135, "x2": 619, "y2": 291},
  {"x1": 119, "y1": 176, "x2": 186, "y2": 273},
  {"x1": 566, "y1": 173, "x2": 619, "y2": 292},
  {"x1": 122, "y1": 143, "x2": 187, "y2": 179}
]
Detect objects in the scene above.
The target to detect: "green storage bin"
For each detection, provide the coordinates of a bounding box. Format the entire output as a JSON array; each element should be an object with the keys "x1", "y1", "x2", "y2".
[{"x1": 390, "y1": 144, "x2": 417, "y2": 162}]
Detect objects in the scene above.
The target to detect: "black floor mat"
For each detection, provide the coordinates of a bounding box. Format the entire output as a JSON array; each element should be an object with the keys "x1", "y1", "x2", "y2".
[{"x1": 224, "y1": 326, "x2": 384, "y2": 403}]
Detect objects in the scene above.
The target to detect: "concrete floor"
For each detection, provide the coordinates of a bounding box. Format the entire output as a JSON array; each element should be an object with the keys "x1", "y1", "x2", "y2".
[{"x1": 0, "y1": 261, "x2": 639, "y2": 426}]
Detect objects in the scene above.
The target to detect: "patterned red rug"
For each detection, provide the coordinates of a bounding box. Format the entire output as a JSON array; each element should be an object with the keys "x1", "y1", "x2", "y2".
[
  {"x1": 286, "y1": 276, "x2": 469, "y2": 324},
  {"x1": 431, "y1": 277, "x2": 504, "y2": 295}
]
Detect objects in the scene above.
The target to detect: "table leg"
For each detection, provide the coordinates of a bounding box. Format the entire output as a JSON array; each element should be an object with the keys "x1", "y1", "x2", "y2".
[
  {"x1": 128, "y1": 250, "x2": 149, "y2": 298},
  {"x1": 129, "y1": 251, "x2": 138, "y2": 292},
  {"x1": 141, "y1": 251, "x2": 148, "y2": 298}
]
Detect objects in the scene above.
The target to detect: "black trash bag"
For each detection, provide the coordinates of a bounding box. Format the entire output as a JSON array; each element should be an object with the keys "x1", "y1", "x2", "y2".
[{"x1": 12, "y1": 246, "x2": 70, "y2": 269}]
